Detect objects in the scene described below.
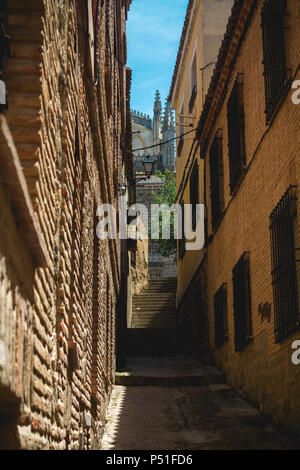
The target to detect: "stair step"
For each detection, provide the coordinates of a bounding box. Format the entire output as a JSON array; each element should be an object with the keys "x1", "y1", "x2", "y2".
[
  {"x1": 133, "y1": 314, "x2": 176, "y2": 317},
  {"x1": 133, "y1": 299, "x2": 176, "y2": 303},
  {"x1": 132, "y1": 324, "x2": 176, "y2": 327},
  {"x1": 132, "y1": 319, "x2": 176, "y2": 322},
  {"x1": 115, "y1": 373, "x2": 226, "y2": 386},
  {"x1": 131, "y1": 278, "x2": 177, "y2": 353},
  {"x1": 144, "y1": 287, "x2": 177, "y2": 295},
  {"x1": 134, "y1": 293, "x2": 175, "y2": 297},
  {"x1": 133, "y1": 306, "x2": 176, "y2": 309},
  {"x1": 133, "y1": 303, "x2": 176, "y2": 306}
]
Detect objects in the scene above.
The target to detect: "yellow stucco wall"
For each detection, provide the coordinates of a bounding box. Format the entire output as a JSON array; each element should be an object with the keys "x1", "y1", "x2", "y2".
[{"x1": 171, "y1": 0, "x2": 233, "y2": 304}]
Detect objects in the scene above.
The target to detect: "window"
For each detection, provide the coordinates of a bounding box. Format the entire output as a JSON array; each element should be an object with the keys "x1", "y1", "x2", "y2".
[
  {"x1": 190, "y1": 160, "x2": 199, "y2": 231},
  {"x1": 214, "y1": 284, "x2": 228, "y2": 348},
  {"x1": 189, "y1": 55, "x2": 197, "y2": 113},
  {"x1": 178, "y1": 201, "x2": 185, "y2": 260},
  {"x1": 270, "y1": 186, "x2": 299, "y2": 343},
  {"x1": 261, "y1": 0, "x2": 288, "y2": 124},
  {"x1": 209, "y1": 130, "x2": 224, "y2": 229},
  {"x1": 178, "y1": 101, "x2": 184, "y2": 157},
  {"x1": 233, "y1": 252, "x2": 252, "y2": 351},
  {"x1": 227, "y1": 74, "x2": 246, "y2": 195}
]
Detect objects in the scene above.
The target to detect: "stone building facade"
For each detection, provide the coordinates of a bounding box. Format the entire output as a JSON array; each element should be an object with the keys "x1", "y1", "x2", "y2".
[
  {"x1": 132, "y1": 91, "x2": 176, "y2": 173},
  {"x1": 132, "y1": 92, "x2": 177, "y2": 278},
  {"x1": 175, "y1": 0, "x2": 300, "y2": 439},
  {"x1": 0, "y1": 0, "x2": 132, "y2": 450}
]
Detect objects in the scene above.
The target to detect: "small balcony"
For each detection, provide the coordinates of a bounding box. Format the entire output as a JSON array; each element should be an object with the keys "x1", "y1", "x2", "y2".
[{"x1": 189, "y1": 85, "x2": 197, "y2": 113}]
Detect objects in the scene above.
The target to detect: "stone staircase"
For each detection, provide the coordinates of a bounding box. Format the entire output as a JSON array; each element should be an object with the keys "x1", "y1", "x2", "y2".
[
  {"x1": 131, "y1": 278, "x2": 177, "y2": 329},
  {"x1": 127, "y1": 278, "x2": 178, "y2": 356}
]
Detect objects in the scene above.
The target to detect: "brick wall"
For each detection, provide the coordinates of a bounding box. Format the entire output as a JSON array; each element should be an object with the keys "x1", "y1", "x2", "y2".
[
  {"x1": 179, "y1": 0, "x2": 300, "y2": 438},
  {"x1": 0, "y1": 0, "x2": 132, "y2": 450}
]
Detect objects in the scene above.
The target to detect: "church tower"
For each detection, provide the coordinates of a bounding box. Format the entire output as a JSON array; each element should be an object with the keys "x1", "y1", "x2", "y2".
[
  {"x1": 153, "y1": 90, "x2": 162, "y2": 156},
  {"x1": 162, "y1": 100, "x2": 175, "y2": 171}
]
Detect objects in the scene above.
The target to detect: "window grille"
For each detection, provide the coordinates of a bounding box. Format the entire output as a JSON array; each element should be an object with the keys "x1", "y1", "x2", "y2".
[
  {"x1": 270, "y1": 186, "x2": 299, "y2": 343},
  {"x1": 178, "y1": 101, "x2": 185, "y2": 157},
  {"x1": 190, "y1": 160, "x2": 199, "y2": 231},
  {"x1": 261, "y1": 0, "x2": 288, "y2": 124},
  {"x1": 178, "y1": 201, "x2": 185, "y2": 260},
  {"x1": 214, "y1": 284, "x2": 228, "y2": 348},
  {"x1": 209, "y1": 130, "x2": 224, "y2": 229},
  {"x1": 227, "y1": 74, "x2": 246, "y2": 195},
  {"x1": 233, "y1": 252, "x2": 252, "y2": 351}
]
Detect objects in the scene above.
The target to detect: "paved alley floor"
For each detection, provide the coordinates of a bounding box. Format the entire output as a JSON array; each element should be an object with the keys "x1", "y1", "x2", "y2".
[
  {"x1": 115, "y1": 355, "x2": 225, "y2": 386},
  {"x1": 101, "y1": 356, "x2": 299, "y2": 450}
]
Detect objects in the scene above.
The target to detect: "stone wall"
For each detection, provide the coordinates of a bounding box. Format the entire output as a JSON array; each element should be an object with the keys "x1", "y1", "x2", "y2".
[
  {"x1": 0, "y1": 0, "x2": 132, "y2": 450},
  {"x1": 127, "y1": 222, "x2": 149, "y2": 329}
]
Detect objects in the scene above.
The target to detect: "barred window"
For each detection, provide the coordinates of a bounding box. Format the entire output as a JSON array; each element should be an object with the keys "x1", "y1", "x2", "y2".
[
  {"x1": 227, "y1": 74, "x2": 246, "y2": 195},
  {"x1": 209, "y1": 130, "x2": 224, "y2": 230},
  {"x1": 270, "y1": 186, "x2": 299, "y2": 343},
  {"x1": 214, "y1": 284, "x2": 228, "y2": 348},
  {"x1": 178, "y1": 201, "x2": 185, "y2": 260},
  {"x1": 190, "y1": 160, "x2": 199, "y2": 231},
  {"x1": 261, "y1": 0, "x2": 288, "y2": 124},
  {"x1": 233, "y1": 252, "x2": 252, "y2": 351},
  {"x1": 178, "y1": 101, "x2": 185, "y2": 157}
]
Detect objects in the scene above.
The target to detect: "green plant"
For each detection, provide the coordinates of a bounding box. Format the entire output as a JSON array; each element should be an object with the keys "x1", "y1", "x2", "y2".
[{"x1": 150, "y1": 170, "x2": 177, "y2": 258}]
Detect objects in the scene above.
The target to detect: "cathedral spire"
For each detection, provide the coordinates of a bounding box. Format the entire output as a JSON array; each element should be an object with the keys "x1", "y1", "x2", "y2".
[
  {"x1": 163, "y1": 100, "x2": 174, "y2": 131},
  {"x1": 153, "y1": 90, "x2": 162, "y2": 155},
  {"x1": 153, "y1": 90, "x2": 162, "y2": 119},
  {"x1": 161, "y1": 99, "x2": 175, "y2": 171}
]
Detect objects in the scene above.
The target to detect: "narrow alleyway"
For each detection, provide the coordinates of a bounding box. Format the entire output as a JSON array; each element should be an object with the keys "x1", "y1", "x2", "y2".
[
  {"x1": 101, "y1": 356, "x2": 299, "y2": 450},
  {"x1": 102, "y1": 277, "x2": 299, "y2": 451}
]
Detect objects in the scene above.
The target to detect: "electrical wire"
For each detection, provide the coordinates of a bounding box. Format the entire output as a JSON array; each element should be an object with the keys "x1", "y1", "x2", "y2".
[{"x1": 132, "y1": 127, "x2": 198, "y2": 152}]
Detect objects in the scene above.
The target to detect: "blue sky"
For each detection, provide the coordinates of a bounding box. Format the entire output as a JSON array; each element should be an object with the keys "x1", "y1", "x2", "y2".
[{"x1": 127, "y1": 0, "x2": 188, "y2": 117}]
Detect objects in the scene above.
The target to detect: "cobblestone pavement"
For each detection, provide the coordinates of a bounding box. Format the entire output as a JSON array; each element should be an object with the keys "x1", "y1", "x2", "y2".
[{"x1": 101, "y1": 357, "x2": 299, "y2": 450}]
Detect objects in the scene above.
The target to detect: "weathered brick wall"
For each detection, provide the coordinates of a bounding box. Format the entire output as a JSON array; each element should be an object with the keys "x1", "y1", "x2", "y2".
[
  {"x1": 0, "y1": 0, "x2": 131, "y2": 450},
  {"x1": 202, "y1": 0, "x2": 300, "y2": 438}
]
